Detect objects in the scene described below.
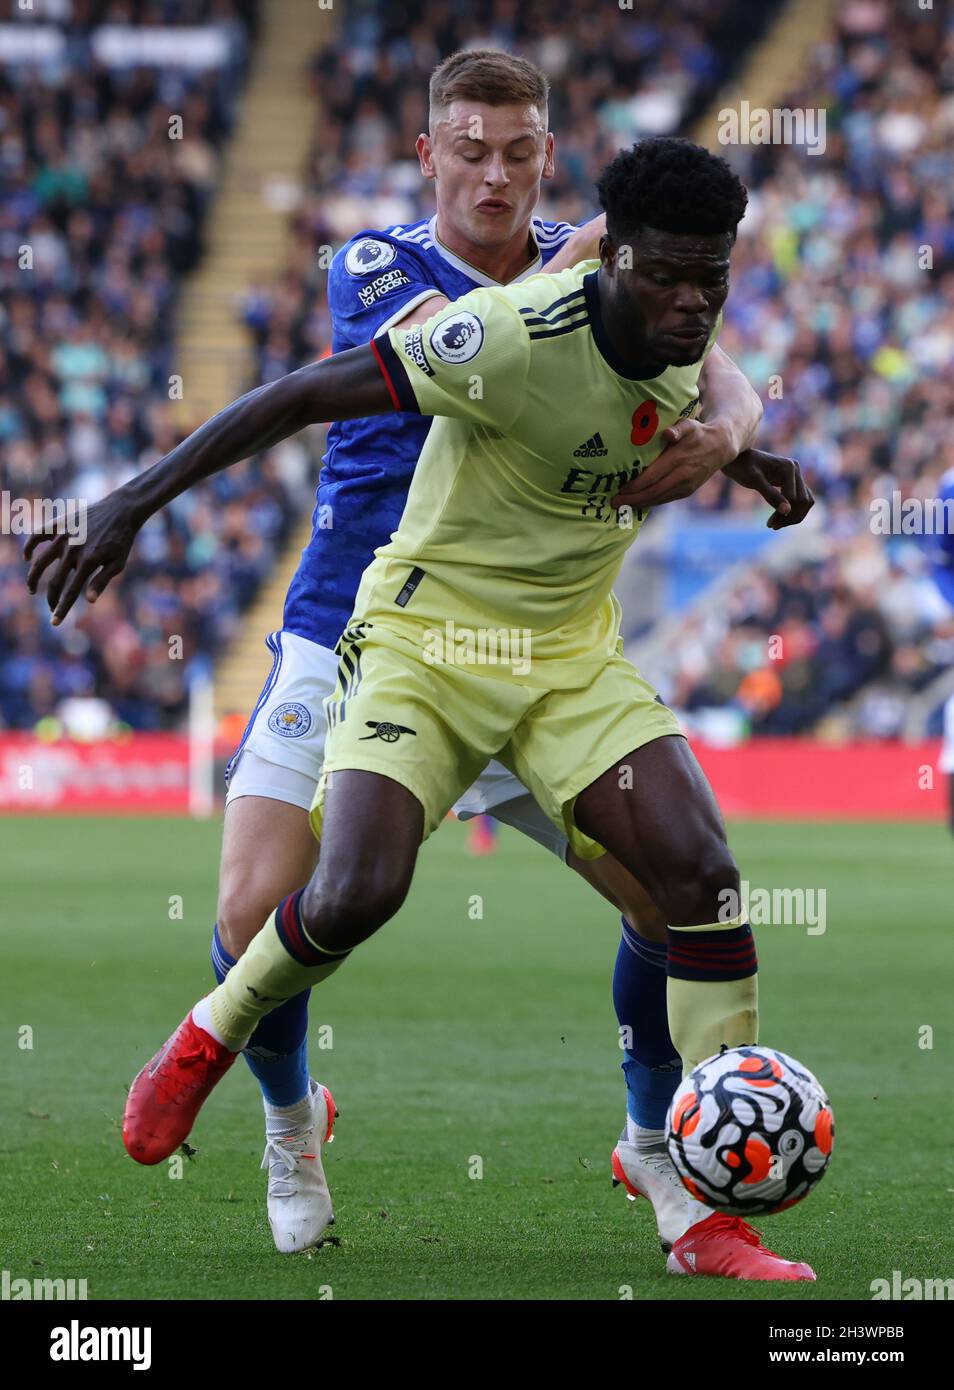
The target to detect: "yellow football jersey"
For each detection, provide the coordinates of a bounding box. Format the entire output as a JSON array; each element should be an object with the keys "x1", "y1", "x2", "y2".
[{"x1": 362, "y1": 260, "x2": 720, "y2": 687}]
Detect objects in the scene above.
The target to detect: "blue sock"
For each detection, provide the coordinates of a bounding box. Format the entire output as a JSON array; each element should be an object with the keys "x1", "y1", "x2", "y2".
[
  {"x1": 613, "y1": 917, "x2": 681, "y2": 1131},
  {"x1": 210, "y1": 924, "x2": 311, "y2": 1107}
]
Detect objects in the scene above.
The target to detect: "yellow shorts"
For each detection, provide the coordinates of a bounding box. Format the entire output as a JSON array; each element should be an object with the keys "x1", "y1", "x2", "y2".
[{"x1": 312, "y1": 622, "x2": 683, "y2": 859}]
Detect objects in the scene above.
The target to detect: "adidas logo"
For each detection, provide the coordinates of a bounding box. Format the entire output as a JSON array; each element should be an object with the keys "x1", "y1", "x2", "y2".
[{"x1": 573, "y1": 431, "x2": 608, "y2": 458}]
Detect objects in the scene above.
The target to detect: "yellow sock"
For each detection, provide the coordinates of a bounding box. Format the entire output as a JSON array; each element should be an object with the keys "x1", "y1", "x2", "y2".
[
  {"x1": 666, "y1": 915, "x2": 759, "y2": 1075},
  {"x1": 208, "y1": 908, "x2": 347, "y2": 1048}
]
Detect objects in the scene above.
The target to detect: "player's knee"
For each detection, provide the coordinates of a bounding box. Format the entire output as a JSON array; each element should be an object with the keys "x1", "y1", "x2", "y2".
[
  {"x1": 700, "y1": 841, "x2": 741, "y2": 918},
  {"x1": 217, "y1": 876, "x2": 285, "y2": 959},
  {"x1": 657, "y1": 837, "x2": 739, "y2": 926},
  {"x1": 301, "y1": 862, "x2": 412, "y2": 953},
  {"x1": 622, "y1": 894, "x2": 667, "y2": 942}
]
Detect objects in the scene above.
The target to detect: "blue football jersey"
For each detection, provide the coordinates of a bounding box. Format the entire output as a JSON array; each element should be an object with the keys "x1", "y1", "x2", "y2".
[
  {"x1": 282, "y1": 215, "x2": 577, "y2": 647},
  {"x1": 929, "y1": 468, "x2": 954, "y2": 610}
]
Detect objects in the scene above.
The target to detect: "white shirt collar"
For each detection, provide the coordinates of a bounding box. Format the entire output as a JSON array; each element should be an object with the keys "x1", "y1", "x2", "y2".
[{"x1": 426, "y1": 214, "x2": 543, "y2": 287}]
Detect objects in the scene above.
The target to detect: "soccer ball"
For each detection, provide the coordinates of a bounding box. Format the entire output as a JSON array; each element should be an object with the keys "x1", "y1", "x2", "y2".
[{"x1": 665, "y1": 1045, "x2": 834, "y2": 1216}]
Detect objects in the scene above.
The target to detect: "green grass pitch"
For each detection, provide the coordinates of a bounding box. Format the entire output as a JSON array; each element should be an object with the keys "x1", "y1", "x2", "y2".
[{"x1": 2, "y1": 813, "x2": 952, "y2": 1301}]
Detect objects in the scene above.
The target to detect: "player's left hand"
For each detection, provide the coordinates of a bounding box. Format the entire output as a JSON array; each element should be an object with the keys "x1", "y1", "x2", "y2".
[
  {"x1": 611, "y1": 417, "x2": 734, "y2": 510},
  {"x1": 722, "y1": 448, "x2": 815, "y2": 530}
]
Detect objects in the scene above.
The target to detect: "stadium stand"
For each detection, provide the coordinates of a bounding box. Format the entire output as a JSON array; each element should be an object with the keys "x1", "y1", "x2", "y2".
[
  {"x1": 4, "y1": 0, "x2": 949, "y2": 747},
  {"x1": 0, "y1": 1, "x2": 316, "y2": 733},
  {"x1": 638, "y1": 0, "x2": 954, "y2": 739}
]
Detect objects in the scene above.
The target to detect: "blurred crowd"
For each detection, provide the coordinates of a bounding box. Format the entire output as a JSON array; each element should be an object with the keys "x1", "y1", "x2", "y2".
[
  {"x1": 3, "y1": 0, "x2": 951, "y2": 740},
  {"x1": 670, "y1": 544, "x2": 954, "y2": 740},
  {"x1": 0, "y1": 0, "x2": 309, "y2": 731},
  {"x1": 665, "y1": 0, "x2": 954, "y2": 737}
]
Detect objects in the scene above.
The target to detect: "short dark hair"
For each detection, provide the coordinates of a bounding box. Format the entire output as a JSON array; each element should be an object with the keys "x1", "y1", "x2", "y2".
[
  {"x1": 429, "y1": 49, "x2": 549, "y2": 126},
  {"x1": 597, "y1": 137, "x2": 748, "y2": 244}
]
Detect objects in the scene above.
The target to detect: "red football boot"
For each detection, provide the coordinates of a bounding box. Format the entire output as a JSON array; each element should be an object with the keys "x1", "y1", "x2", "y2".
[
  {"x1": 667, "y1": 1212, "x2": 816, "y2": 1281},
  {"x1": 123, "y1": 1010, "x2": 238, "y2": 1165}
]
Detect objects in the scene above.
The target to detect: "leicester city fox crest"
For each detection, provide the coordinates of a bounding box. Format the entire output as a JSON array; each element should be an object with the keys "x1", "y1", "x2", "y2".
[{"x1": 268, "y1": 702, "x2": 312, "y2": 738}]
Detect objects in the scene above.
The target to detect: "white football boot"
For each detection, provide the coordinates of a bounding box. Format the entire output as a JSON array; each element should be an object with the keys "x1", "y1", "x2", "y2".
[
  {"x1": 612, "y1": 1131, "x2": 709, "y2": 1253},
  {"x1": 261, "y1": 1078, "x2": 338, "y2": 1253}
]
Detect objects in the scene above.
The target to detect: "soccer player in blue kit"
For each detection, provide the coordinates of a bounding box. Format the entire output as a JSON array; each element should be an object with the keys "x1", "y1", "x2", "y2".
[
  {"x1": 27, "y1": 51, "x2": 813, "y2": 1274},
  {"x1": 929, "y1": 469, "x2": 954, "y2": 829}
]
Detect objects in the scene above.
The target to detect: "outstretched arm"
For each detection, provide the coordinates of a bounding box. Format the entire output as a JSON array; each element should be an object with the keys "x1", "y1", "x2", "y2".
[{"x1": 25, "y1": 344, "x2": 393, "y2": 625}]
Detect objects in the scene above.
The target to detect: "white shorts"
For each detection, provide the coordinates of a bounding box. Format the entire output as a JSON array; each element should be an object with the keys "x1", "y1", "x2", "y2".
[
  {"x1": 225, "y1": 630, "x2": 569, "y2": 859},
  {"x1": 941, "y1": 692, "x2": 954, "y2": 774}
]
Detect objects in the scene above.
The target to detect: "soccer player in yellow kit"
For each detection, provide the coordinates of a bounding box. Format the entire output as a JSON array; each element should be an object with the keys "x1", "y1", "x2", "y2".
[{"x1": 45, "y1": 137, "x2": 815, "y2": 1279}]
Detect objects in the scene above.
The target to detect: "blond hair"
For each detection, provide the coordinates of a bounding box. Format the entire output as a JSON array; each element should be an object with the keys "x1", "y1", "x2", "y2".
[{"x1": 429, "y1": 49, "x2": 549, "y2": 128}]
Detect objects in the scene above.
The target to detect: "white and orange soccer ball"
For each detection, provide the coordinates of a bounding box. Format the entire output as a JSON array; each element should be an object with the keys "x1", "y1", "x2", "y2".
[{"x1": 665, "y1": 1045, "x2": 834, "y2": 1216}]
